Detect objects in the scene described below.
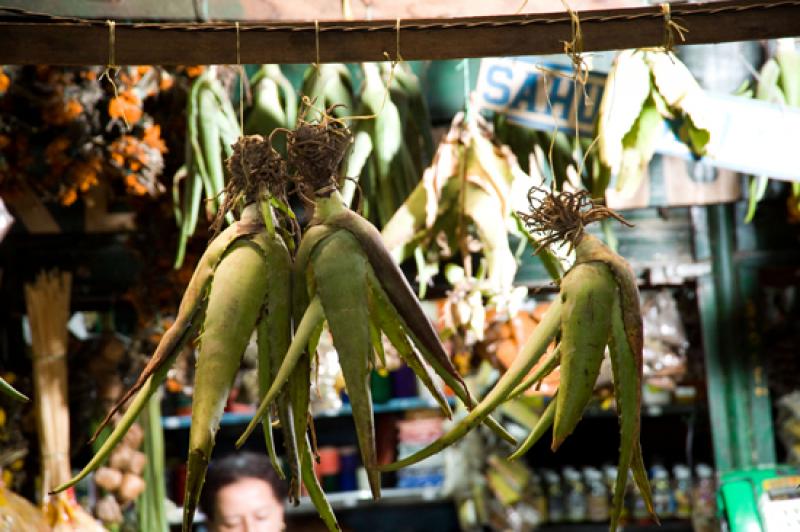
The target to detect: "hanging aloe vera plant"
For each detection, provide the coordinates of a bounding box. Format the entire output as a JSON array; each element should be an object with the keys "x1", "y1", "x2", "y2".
[
  {"x1": 173, "y1": 68, "x2": 241, "y2": 268},
  {"x1": 53, "y1": 135, "x2": 339, "y2": 531},
  {"x1": 741, "y1": 42, "x2": 800, "y2": 222},
  {"x1": 236, "y1": 106, "x2": 516, "y2": 501},
  {"x1": 597, "y1": 49, "x2": 713, "y2": 199},
  {"x1": 380, "y1": 111, "x2": 535, "y2": 297},
  {"x1": 341, "y1": 62, "x2": 434, "y2": 227},
  {"x1": 381, "y1": 188, "x2": 655, "y2": 531}
]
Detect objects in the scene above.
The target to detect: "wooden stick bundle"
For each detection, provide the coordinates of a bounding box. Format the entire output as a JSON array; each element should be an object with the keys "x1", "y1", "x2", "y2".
[
  {"x1": 25, "y1": 270, "x2": 72, "y2": 496},
  {"x1": 25, "y1": 270, "x2": 105, "y2": 530}
]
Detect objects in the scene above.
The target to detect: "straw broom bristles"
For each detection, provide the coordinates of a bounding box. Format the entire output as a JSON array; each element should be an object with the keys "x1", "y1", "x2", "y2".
[
  {"x1": 25, "y1": 270, "x2": 104, "y2": 530},
  {"x1": 24, "y1": 270, "x2": 72, "y2": 496}
]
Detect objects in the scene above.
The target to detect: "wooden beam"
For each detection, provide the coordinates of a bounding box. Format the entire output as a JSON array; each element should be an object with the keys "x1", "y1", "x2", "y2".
[{"x1": 1, "y1": 0, "x2": 799, "y2": 65}]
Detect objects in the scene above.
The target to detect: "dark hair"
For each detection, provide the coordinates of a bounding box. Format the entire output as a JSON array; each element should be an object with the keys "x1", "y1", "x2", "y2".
[{"x1": 198, "y1": 452, "x2": 288, "y2": 522}]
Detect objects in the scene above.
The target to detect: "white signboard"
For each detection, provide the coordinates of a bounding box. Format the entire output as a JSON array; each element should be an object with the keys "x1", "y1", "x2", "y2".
[{"x1": 476, "y1": 57, "x2": 800, "y2": 182}]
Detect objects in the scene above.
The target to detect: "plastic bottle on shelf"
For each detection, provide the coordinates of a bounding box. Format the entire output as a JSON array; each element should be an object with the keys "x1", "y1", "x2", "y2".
[
  {"x1": 672, "y1": 464, "x2": 693, "y2": 519},
  {"x1": 651, "y1": 464, "x2": 674, "y2": 518},
  {"x1": 631, "y1": 469, "x2": 652, "y2": 523},
  {"x1": 603, "y1": 465, "x2": 629, "y2": 525},
  {"x1": 563, "y1": 466, "x2": 588, "y2": 522},
  {"x1": 692, "y1": 464, "x2": 718, "y2": 532},
  {"x1": 583, "y1": 467, "x2": 609, "y2": 522},
  {"x1": 529, "y1": 472, "x2": 548, "y2": 523},
  {"x1": 543, "y1": 469, "x2": 565, "y2": 523}
]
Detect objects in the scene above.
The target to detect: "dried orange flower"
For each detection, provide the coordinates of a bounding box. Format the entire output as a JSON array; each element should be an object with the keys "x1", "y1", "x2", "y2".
[
  {"x1": 185, "y1": 66, "x2": 206, "y2": 78},
  {"x1": 61, "y1": 187, "x2": 78, "y2": 206},
  {"x1": 125, "y1": 174, "x2": 149, "y2": 196},
  {"x1": 71, "y1": 159, "x2": 101, "y2": 192},
  {"x1": 108, "y1": 90, "x2": 143, "y2": 124},
  {"x1": 0, "y1": 71, "x2": 9, "y2": 94},
  {"x1": 159, "y1": 75, "x2": 174, "y2": 91},
  {"x1": 63, "y1": 99, "x2": 83, "y2": 121},
  {"x1": 143, "y1": 125, "x2": 167, "y2": 154}
]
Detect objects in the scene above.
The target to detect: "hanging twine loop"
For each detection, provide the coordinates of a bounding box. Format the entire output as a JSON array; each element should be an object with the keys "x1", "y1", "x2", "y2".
[
  {"x1": 235, "y1": 21, "x2": 244, "y2": 133},
  {"x1": 337, "y1": 18, "x2": 401, "y2": 122},
  {"x1": 661, "y1": 3, "x2": 688, "y2": 53},
  {"x1": 313, "y1": 20, "x2": 321, "y2": 78},
  {"x1": 98, "y1": 20, "x2": 129, "y2": 130}
]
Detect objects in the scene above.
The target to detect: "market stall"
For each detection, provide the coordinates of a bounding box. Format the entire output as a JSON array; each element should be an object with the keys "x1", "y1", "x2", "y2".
[{"x1": 1, "y1": 1, "x2": 799, "y2": 531}]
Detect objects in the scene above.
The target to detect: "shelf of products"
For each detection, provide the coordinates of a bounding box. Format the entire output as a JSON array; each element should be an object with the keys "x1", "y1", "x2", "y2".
[
  {"x1": 537, "y1": 519, "x2": 692, "y2": 531},
  {"x1": 161, "y1": 398, "x2": 700, "y2": 430},
  {"x1": 161, "y1": 396, "x2": 455, "y2": 430}
]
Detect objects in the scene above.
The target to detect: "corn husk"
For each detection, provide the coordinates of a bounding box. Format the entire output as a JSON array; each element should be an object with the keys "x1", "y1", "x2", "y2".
[{"x1": 24, "y1": 270, "x2": 104, "y2": 531}]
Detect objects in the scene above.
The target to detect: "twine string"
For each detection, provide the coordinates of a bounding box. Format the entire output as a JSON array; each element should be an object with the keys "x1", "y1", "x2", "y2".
[
  {"x1": 98, "y1": 20, "x2": 129, "y2": 130},
  {"x1": 661, "y1": 3, "x2": 688, "y2": 53},
  {"x1": 313, "y1": 20, "x2": 321, "y2": 78},
  {"x1": 339, "y1": 18, "x2": 401, "y2": 122},
  {"x1": 235, "y1": 21, "x2": 244, "y2": 133}
]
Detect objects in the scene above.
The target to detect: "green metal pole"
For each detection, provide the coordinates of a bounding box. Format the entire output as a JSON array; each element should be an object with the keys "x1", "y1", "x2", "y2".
[{"x1": 696, "y1": 203, "x2": 776, "y2": 471}]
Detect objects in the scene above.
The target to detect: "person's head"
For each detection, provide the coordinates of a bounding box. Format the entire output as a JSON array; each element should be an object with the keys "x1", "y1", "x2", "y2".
[{"x1": 199, "y1": 452, "x2": 287, "y2": 532}]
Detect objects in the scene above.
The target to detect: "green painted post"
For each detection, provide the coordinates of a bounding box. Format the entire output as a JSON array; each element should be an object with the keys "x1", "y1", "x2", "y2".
[{"x1": 695, "y1": 203, "x2": 777, "y2": 472}]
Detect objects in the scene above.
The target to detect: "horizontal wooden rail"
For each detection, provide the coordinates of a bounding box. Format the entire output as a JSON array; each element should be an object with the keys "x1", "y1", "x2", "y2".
[{"x1": 1, "y1": 0, "x2": 799, "y2": 65}]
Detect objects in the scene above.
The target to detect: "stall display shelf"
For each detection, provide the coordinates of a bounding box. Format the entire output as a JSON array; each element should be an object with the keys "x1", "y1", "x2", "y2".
[
  {"x1": 162, "y1": 398, "x2": 698, "y2": 430},
  {"x1": 538, "y1": 519, "x2": 692, "y2": 531},
  {"x1": 161, "y1": 396, "x2": 454, "y2": 430}
]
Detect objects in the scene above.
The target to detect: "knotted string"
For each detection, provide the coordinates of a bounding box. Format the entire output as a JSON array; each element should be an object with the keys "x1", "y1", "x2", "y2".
[{"x1": 661, "y1": 3, "x2": 688, "y2": 53}]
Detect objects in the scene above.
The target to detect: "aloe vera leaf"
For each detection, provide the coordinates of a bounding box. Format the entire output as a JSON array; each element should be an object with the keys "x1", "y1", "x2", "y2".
[
  {"x1": 597, "y1": 50, "x2": 651, "y2": 175},
  {"x1": 756, "y1": 58, "x2": 787, "y2": 104},
  {"x1": 776, "y1": 49, "x2": 800, "y2": 107},
  {"x1": 508, "y1": 345, "x2": 561, "y2": 400},
  {"x1": 102, "y1": 208, "x2": 263, "y2": 436},
  {"x1": 608, "y1": 288, "x2": 654, "y2": 529},
  {"x1": 508, "y1": 395, "x2": 557, "y2": 460},
  {"x1": 237, "y1": 296, "x2": 324, "y2": 448},
  {"x1": 616, "y1": 99, "x2": 662, "y2": 194},
  {"x1": 744, "y1": 176, "x2": 770, "y2": 223},
  {"x1": 183, "y1": 237, "x2": 271, "y2": 530},
  {"x1": 380, "y1": 298, "x2": 562, "y2": 472},
  {"x1": 300, "y1": 436, "x2": 341, "y2": 531},
  {"x1": 0, "y1": 376, "x2": 27, "y2": 402},
  {"x1": 341, "y1": 127, "x2": 373, "y2": 207},
  {"x1": 311, "y1": 230, "x2": 381, "y2": 497},
  {"x1": 257, "y1": 234, "x2": 294, "y2": 482},
  {"x1": 198, "y1": 86, "x2": 225, "y2": 212},
  {"x1": 54, "y1": 353, "x2": 176, "y2": 493},
  {"x1": 367, "y1": 270, "x2": 452, "y2": 418},
  {"x1": 552, "y1": 262, "x2": 615, "y2": 449}
]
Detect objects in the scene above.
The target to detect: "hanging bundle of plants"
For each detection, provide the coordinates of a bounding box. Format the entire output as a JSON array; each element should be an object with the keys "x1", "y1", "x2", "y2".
[
  {"x1": 380, "y1": 189, "x2": 656, "y2": 531},
  {"x1": 237, "y1": 106, "x2": 516, "y2": 505},
  {"x1": 52, "y1": 134, "x2": 340, "y2": 531},
  {"x1": 25, "y1": 271, "x2": 105, "y2": 531},
  {"x1": 173, "y1": 68, "x2": 241, "y2": 268}
]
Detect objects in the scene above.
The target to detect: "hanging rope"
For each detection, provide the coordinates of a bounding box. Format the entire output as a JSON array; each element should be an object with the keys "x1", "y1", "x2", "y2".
[
  {"x1": 235, "y1": 21, "x2": 244, "y2": 133},
  {"x1": 661, "y1": 3, "x2": 688, "y2": 53},
  {"x1": 98, "y1": 20, "x2": 129, "y2": 130}
]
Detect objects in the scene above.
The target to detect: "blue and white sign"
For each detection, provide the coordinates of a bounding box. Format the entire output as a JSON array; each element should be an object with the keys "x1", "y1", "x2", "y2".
[
  {"x1": 476, "y1": 57, "x2": 800, "y2": 182},
  {"x1": 477, "y1": 57, "x2": 606, "y2": 136}
]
